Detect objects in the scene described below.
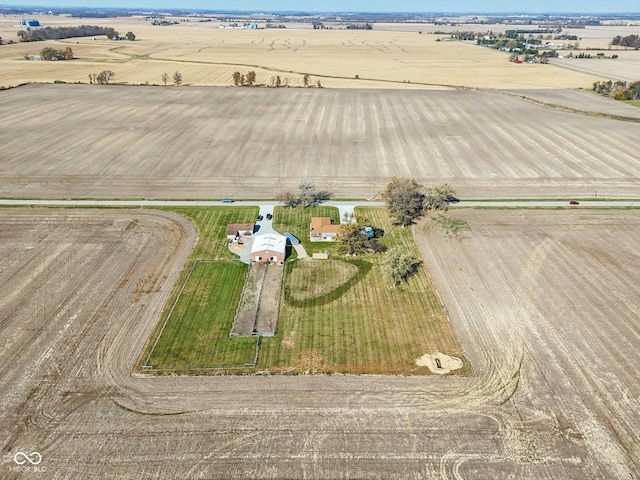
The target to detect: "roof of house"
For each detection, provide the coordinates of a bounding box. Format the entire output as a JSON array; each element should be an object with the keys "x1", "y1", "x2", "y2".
[
  {"x1": 310, "y1": 217, "x2": 341, "y2": 234},
  {"x1": 250, "y1": 233, "x2": 287, "y2": 255},
  {"x1": 226, "y1": 223, "x2": 255, "y2": 236}
]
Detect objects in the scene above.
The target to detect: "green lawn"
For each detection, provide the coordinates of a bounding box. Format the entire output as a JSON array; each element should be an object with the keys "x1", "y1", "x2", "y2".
[
  {"x1": 145, "y1": 260, "x2": 256, "y2": 369},
  {"x1": 139, "y1": 207, "x2": 258, "y2": 371},
  {"x1": 272, "y1": 205, "x2": 340, "y2": 255},
  {"x1": 140, "y1": 205, "x2": 466, "y2": 375},
  {"x1": 259, "y1": 207, "x2": 466, "y2": 374}
]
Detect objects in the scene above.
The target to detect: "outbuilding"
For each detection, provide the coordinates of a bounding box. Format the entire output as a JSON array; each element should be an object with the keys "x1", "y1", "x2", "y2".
[
  {"x1": 250, "y1": 233, "x2": 286, "y2": 264},
  {"x1": 226, "y1": 223, "x2": 255, "y2": 242}
]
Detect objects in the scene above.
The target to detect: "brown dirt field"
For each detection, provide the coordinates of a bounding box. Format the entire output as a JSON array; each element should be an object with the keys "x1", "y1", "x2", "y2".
[
  {"x1": 1, "y1": 83, "x2": 639, "y2": 201},
  {"x1": 0, "y1": 15, "x2": 603, "y2": 89},
  {"x1": 414, "y1": 209, "x2": 640, "y2": 478},
  {"x1": 2, "y1": 208, "x2": 640, "y2": 478}
]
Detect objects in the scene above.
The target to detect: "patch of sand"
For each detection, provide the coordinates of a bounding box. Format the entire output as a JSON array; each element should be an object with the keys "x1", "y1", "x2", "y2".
[{"x1": 416, "y1": 352, "x2": 463, "y2": 374}]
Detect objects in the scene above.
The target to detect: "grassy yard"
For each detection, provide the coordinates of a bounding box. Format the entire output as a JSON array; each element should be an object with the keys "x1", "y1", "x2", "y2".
[
  {"x1": 145, "y1": 260, "x2": 256, "y2": 369},
  {"x1": 259, "y1": 207, "x2": 466, "y2": 374},
  {"x1": 139, "y1": 207, "x2": 258, "y2": 371},
  {"x1": 140, "y1": 205, "x2": 465, "y2": 375},
  {"x1": 272, "y1": 205, "x2": 340, "y2": 255}
]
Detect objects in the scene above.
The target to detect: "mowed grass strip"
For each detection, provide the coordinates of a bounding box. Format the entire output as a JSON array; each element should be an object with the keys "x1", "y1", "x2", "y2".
[
  {"x1": 259, "y1": 206, "x2": 466, "y2": 374},
  {"x1": 147, "y1": 261, "x2": 256, "y2": 369},
  {"x1": 140, "y1": 207, "x2": 258, "y2": 370}
]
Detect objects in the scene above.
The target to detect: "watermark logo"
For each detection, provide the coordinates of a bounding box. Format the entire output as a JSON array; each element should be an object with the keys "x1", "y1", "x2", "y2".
[
  {"x1": 14, "y1": 452, "x2": 42, "y2": 466},
  {"x1": 9, "y1": 452, "x2": 45, "y2": 473}
]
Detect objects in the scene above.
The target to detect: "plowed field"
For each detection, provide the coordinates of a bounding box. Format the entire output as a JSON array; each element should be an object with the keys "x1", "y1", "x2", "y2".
[
  {"x1": 1, "y1": 84, "x2": 639, "y2": 200},
  {"x1": 2, "y1": 208, "x2": 640, "y2": 478}
]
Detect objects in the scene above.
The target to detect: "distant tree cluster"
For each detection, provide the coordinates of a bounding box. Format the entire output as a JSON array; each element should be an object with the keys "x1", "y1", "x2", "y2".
[
  {"x1": 593, "y1": 80, "x2": 640, "y2": 100},
  {"x1": 346, "y1": 23, "x2": 373, "y2": 30},
  {"x1": 611, "y1": 34, "x2": 640, "y2": 49},
  {"x1": 88, "y1": 70, "x2": 115, "y2": 84},
  {"x1": 17, "y1": 25, "x2": 118, "y2": 42},
  {"x1": 232, "y1": 70, "x2": 257, "y2": 86},
  {"x1": 38, "y1": 46, "x2": 73, "y2": 60},
  {"x1": 449, "y1": 30, "x2": 476, "y2": 41}
]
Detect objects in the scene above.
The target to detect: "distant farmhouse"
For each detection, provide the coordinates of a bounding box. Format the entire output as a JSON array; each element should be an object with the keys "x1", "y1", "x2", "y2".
[
  {"x1": 310, "y1": 217, "x2": 341, "y2": 242},
  {"x1": 250, "y1": 233, "x2": 286, "y2": 264},
  {"x1": 20, "y1": 19, "x2": 40, "y2": 27}
]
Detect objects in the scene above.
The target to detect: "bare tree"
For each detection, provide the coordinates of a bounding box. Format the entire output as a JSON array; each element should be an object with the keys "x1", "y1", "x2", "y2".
[
  {"x1": 276, "y1": 75, "x2": 281, "y2": 87},
  {"x1": 96, "y1": 70, "x2": 115, "y2": 84},
  {"x1": 246, "y1": 71, "x2": 256, "y2": 86},
  {"x1": 161, "y1": 72, "x2": 169, "y2": 86},
  {"x1": 277, "y1": 190, "x2": 299, "y2": 208},
  {"x1": 303, "y1": 74, "x2": 309, "y2": 87},
  {"x1": 298, "y1": 179, "x2": 315, "y2": 209},
  {"x1": 173, "y1": 71, "x2": 182, "y2": 86},
  {"x1": 232, "y1": 71, "x2": 241, "y2": 86}
]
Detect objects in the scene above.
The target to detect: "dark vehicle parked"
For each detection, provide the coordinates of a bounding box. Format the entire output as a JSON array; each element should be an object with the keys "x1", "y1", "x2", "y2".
[
  {"x1": 266, "y1": 213, "x2": 273, "y2": 220},
  {"x1": 569, "y1": 200, "x2": 580, "y2": 205},
  {"x1": 257, "y1": 215, "x2": 263, "y2": 221}
]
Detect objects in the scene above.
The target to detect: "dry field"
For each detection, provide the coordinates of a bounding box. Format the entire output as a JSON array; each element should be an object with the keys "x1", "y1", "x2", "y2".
[
  {"x1": 0, "y1": 15, "x2": 603, "y2": 89},
  {"x1": 505, "y1": 88, "x2": 640, "y2": 119},
  {"x1": 552, "y1": 51, "x2": 640, "y2": 84},
  {"x1": 2, "y1": 208, "x2": 640, "y2": 478},
  {"x1": 1, "y1": 83, "x2": 639, "y2": 200}
]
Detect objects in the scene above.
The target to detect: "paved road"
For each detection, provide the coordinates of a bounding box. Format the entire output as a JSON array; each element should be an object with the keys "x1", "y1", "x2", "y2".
[{"x1": 0, "y1": 199, "x2": 637, "y2": 208}]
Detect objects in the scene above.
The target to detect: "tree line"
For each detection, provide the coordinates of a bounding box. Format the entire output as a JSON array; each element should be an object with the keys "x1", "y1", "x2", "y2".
[
  {"x1": 16, "y1": 25, "x2": 122, "y2": 42},
  {"x1": 611, "y1": 34, "x2": 640, "y2": 49},
  {"x1": 593, "y1": 79, "x2": 640, "y2": 101}
]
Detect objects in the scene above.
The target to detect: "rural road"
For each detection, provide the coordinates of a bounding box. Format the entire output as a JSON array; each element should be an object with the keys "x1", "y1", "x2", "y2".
[{"x1": 0, "y1": 199, "x2": 637, "y2": 208}]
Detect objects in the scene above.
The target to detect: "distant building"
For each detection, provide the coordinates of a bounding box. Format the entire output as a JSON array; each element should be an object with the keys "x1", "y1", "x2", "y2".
[
  {"x1": 250, "y1": 233, "x2": 286, "y2": 264},
  {"x1": 310, "y1": 217, "x2": 341, "y2": 242},
  {"x1": 19, "y1": 19, "x2": 40, "y2": 27}
]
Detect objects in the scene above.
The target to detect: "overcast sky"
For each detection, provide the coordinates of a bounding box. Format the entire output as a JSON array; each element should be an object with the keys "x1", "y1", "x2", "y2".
[{"x1": 3, "y1": 0, "x2": 639, "y2": 13}]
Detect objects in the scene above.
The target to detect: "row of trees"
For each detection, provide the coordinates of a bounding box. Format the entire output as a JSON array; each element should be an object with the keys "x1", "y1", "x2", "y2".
[
  {"x1": 593, "y1": 80, "x2": 640, "y2": 100},
  {"x1": 86, "y1": 70, "x2": 186, "y2": 86},
  {"x1": 611, "y1": 34, "x2": 640, "y2": 49},
  {"x1": 233, "y1": 72, "x2": 321, "y2": 88},
  {"x1": 232, "y1": 71, "x2": 257, "y2": 86},
  {"x1": 16, "y1": 26, "x2": 124, "y2": 42},
  {"x1": 162, "y1": 71, "x2": 182, "y2": 86},
  {"x1": 88, "y1": 70, "x2": 115, "y2": 84}
]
